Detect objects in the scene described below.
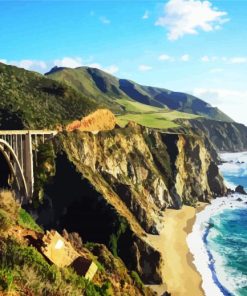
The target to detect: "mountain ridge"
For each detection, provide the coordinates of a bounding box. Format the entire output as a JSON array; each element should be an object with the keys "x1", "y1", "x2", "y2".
[{"x1": 46, "y1": 66, "x2": 233, "y2": 122}]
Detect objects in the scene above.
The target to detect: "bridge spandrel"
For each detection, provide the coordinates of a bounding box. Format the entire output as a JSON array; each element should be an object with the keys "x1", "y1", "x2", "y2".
[{"x1": 0, "y1": 130, "x2": 57, "y2": 200}]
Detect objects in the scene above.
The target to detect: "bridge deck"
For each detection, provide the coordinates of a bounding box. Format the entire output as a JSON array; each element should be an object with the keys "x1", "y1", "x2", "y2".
[{"x1": 0, "y1": 130, "x2": 57, "y2": 135}]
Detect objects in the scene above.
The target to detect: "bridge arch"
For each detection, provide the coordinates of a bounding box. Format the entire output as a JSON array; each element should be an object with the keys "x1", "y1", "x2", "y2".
[{"x1": 0, "y1": 139, "x2": 28, "y2": 198}]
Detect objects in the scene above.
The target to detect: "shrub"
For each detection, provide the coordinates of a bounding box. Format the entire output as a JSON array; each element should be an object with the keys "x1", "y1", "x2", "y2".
[
  {"x1": 0, "y1": 268, "x2": 15, "y2": 292},
  {"x1": 18, "y1": 208, "x2": 43, "y2": 232},
  {"x1": 130, "y1": 271, "x2": 144, "y2": 290},
  {"x1": 0, "y1": 238, "x2": 112, "y2": 295},
  {"x1": 0, "y1": 209, "x2": 12, "y2": 233},
  {"x1": 0, "y1": 190, "x2": 19, "y2": 219}
]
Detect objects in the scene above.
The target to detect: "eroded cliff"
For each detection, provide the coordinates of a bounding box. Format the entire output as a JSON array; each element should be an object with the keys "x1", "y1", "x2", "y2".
[
  {"x1": 175, "y1": 118, "x2": 247, "y2": 152},
  {"x1": 36, "y1": 122, "x2": 226, "y2": 284}
]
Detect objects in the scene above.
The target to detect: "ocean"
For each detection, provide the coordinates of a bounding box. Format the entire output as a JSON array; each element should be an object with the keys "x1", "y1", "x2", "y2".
[{"x1": 187, "y1": 152, "x2": 247, "y2": 296}]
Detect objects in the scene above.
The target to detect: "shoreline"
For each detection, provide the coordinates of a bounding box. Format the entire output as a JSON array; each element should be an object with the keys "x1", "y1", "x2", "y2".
[
  {"x1": 187, "y1": 194, "x2": 247, "y2": 296},
  {"x1": 146, "y1": 202, "x2": 207, "y2": 296}
]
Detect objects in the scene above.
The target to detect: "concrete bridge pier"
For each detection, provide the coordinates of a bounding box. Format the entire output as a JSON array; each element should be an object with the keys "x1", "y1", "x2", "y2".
[{"x1": 0, "y1": 130, "x2": 57, "y2": 202}]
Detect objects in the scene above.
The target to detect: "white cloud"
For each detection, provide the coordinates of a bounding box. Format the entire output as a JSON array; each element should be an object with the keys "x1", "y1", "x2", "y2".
[
  {"x1": 103, "y1": 65, "x2": 119, "y2": 74},
  {"x1": 158, "y1": 54, "x2": 174, "y2": 61},
  {"x1": 1, "y1": 57, "x2": 119, "y2": 75},
  {"x1": 138, "y1": 64, "x2": 152, "y2": 72},
  {"x1": 142, "y1": 10, "x2": 149, "y2": 20},
  {"x1": 155, "y1": 0, "x2": 228, "y2": 40},
  {"x1": 181, "y1": 54, "x2": 190, "y2": 62},
  {"x1": 88, "y1": 63, "x2": 102, "y2": 69},
  {"x1": 1, "y1": 59, "x2": 48, "y2": 71},
  {"x1": 210, "y1": 68, "x2": 223, "y2": 73},
  {"x1": 228, "y1": 57, "x2": 247, "y2": 64},
  {"x1": 99, "y1": 16, "x2": 111, "y2": 24},
  {"x1": 201, "y1": 55, "x2": 210, "y2": 62},
  {"x1": 87, "y1": 63, "x2": 119, "y2": 74},
  {"x1": 201, "y1": 55, "x2": 247, "y2": 64},
  {"x1": 54, "y1": 57, "x2": 82, "y2": 68},
  {"x1": 193, "y1": 88, "x2": 247, "y2": 125}
]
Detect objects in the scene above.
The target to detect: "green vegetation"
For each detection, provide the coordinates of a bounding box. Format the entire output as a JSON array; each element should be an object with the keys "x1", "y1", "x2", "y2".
[
  {"x1": 0, "y1": 190, "x2": 19, "y2": 234},
  {"x1": 46, "y1": 66, "x2": 128, "y2": 113},
  {"x1": 0, "y1": 62, "x2": 98, "y2": 129},
  {"x1": 0, "y1": 209, "x2": 12, "y2": 233},
  {"x1": 18, "y1": 208, "x2": 43, "y2": 232},
  {"x1": 117, "y1": 110, "x2": 200, "y2": 129},
  {"x1": 109, "y1": 216, "x2": 128, "y2": 257},
  {"x1": 0, "y1": 238, "x2": 112, "y2": 295},
  {"x1": 130, "y1": 271, "x2": 144, "y2": 290},
  {"x1": 116, "y1": 98, "x2": 167, "y2": 113},
  {"x1": 0, "y1": 191, "x2": 114, "y2": 295},
  {"x1": 47, "y1": 66, "x2": 233, "y2": 122},
  {"x1": 34, "y1": 141, "x2": 56, "y2": 204}
]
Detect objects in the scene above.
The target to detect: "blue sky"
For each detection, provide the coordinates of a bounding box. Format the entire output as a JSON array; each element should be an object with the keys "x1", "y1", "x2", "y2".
[{"x1": 0, "y1": 0, "x2": 247, "y2": 124}]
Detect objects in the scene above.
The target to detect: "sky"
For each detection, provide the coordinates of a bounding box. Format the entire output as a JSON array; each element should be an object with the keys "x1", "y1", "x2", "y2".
[{"x1": 0, "y1": 0, "x2": 246, "y2": 125}]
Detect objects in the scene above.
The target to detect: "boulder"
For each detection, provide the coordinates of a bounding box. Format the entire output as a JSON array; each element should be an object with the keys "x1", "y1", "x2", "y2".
[{"x1": 235, "y1": 185, "x2": 247, "y2": 195}]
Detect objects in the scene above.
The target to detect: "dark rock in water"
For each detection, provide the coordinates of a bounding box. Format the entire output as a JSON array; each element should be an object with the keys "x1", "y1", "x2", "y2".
[
  {"x1": 227, "y1": 188, "x2": 234, "y2": 196},
  {"x1": 235, "y1": 185, "x2": 247, "y2": 195},
  {"x1": 236, "y1": 198, "x2": 243, "y2": 202}
]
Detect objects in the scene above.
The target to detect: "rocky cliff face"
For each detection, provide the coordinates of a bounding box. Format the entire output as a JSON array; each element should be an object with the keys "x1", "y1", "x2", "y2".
[
  {"x1": 35, "y1": 123, "x2": 226, "y2": 284},
  {"x1": 58, "y1": 123, "x2": 226, "y2": 234},
  {"x1": 175, "y1": 118, "x2": 247, "y2": 152}
]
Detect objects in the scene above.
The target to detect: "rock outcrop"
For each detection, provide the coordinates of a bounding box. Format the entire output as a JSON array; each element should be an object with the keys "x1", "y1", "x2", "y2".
[
  {"x1": 59, "y1": 123, "x2": 226, "y2": 235},
  {"x1": 235, "y1": 185, "x2": 247, "y2": 195},
  {"x1": 38, "y1": 123, "x2": 226, "y2": 283},
  {"x1": 174, "y1": 118, "x2": 247, "y2": 152}
]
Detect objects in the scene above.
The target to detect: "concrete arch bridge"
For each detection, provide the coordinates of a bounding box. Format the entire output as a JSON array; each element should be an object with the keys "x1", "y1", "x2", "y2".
[{"x1": 0, "y1": 130, "x2": 57, "y2": 201}]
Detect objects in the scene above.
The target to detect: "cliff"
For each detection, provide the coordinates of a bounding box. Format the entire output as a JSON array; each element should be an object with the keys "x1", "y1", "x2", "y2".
[
  {"x1": 36, "y1": 122, "x2": 226, "y2": 285},
  {"x1": 174, "y1": 118, "x2": 247, "y2": 152},
  {"x1": 59, "y1": 123, "x2": 226, "y2": 232}
]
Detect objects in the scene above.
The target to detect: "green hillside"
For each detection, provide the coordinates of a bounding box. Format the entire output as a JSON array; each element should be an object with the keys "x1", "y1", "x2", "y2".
[
  {"x1": 0, "y1": 63, "x2": 98, "y2": 129},
  {"x1": 46, "y1": 66, "x2": 233, "y2": 122},
  {"x1": 46, "y1": 66, "x2": 128, "y2": 113},
  {"x1": 116, "y1": 99, "x2": 199, "y2": 129}
]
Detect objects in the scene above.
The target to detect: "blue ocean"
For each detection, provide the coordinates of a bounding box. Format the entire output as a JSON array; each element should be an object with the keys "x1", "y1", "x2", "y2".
[{"x1": 187, "y1": 152, "x2": 247, "y2": 296}]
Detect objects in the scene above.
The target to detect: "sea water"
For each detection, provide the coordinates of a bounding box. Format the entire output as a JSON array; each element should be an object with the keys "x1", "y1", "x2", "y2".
[{"x1": 187, "y1": 152, "x2": 247, "y2": 296}]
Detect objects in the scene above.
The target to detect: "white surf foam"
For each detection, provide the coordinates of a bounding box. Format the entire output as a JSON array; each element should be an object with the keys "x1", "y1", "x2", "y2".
[{"x1": 187, "y1": 195, "x2": 247, "y2": 296}]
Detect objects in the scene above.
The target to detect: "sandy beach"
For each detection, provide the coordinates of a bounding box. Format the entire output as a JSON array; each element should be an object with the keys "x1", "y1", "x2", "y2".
[{"x1": 146, "y1": 203, "x2": 207, "y2": 296}]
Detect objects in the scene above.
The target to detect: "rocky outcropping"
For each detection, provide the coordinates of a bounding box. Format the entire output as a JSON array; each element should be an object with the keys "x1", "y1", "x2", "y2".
[
  {"x1": 38, "y1": 123, "x2": 226, "y2": 284},
  {"x1": 59, "y1": 123, "x2": 226, "y2": 235},
  {"x1": 235, "y1": 185, "x2": 247, "y2": 195},
  {"x1": 175, "y1": 118, "x2": 247, "y2": 152}
]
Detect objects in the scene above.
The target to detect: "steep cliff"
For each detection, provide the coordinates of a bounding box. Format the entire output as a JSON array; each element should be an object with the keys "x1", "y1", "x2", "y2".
[
  {"x1": 58, "y1": 123, "x2": 226, "y2": 233},
  {"x1": 36, "y1": 123, "x2": 226, "y2": 284},
  {"x1": 174, "y1": 118, "x2": 247, "y2": 152}
]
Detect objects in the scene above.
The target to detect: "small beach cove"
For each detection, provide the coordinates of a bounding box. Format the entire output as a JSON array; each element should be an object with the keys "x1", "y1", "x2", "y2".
[
  {"x1": 146, "y1": 203, "x2": 207, "y2": 296},
  {"x1": 147, "y1": 152, "x2": 247, "y2": 296}
]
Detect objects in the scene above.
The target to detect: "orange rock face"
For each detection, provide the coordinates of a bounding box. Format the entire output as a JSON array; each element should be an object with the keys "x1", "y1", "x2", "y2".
[{"x1": 66, "y1": 109, "x2": 116, "y2": 132}]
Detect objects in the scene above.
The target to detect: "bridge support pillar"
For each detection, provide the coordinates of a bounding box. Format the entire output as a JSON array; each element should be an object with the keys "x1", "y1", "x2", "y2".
[{"x1": 24, "y1": 132, "x2": 34, "y2": 199}]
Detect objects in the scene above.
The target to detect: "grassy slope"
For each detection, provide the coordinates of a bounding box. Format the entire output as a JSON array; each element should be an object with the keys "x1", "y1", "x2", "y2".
[
  {"x1": 46, "y1": 66, "x2": 233, "y2": 123},
  {"x1": 46, "y1": 67, "x2": 128, "y2": 113},
  {"x1": 0, "y1": 191, "x2": 153, "y2": 296},
  {"x1": 116, "y1": 99, "x2": 199, "y2": 129},
  {"x1": 0, "y1": 63, "x2": 98, "y2": 129}
]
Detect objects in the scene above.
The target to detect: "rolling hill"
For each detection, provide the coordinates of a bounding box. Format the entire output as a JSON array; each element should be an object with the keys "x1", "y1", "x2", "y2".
[
  {"x1": 0, "y1": 62, "x2": 98, "y2": 129},
  {"x1": 46, "y1": 66, "x2": 233, "y2": 122}
]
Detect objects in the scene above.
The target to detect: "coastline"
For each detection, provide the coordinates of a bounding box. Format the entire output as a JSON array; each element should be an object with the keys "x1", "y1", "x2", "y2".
[{"x1": 147, "y1": 203, "x2": 207, "y2": 296}]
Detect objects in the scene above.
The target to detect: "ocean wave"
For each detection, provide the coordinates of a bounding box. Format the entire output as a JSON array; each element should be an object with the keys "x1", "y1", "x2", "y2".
[{"x1": 187, "y1": 195, "x2": 247, "y2": 296}]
